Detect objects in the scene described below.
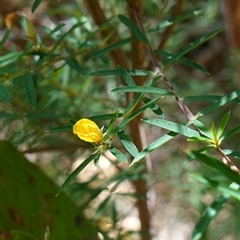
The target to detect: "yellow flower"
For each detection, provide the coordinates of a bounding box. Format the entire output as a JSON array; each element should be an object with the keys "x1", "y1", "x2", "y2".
[{"x1": 73, "y1": 118, "x2": 103, "y2": 143}]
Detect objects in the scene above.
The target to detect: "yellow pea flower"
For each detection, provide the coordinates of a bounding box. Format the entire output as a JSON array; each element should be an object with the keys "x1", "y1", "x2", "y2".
[{"x1": 73, "y1": 118, "x2": 103, "y2": 143}]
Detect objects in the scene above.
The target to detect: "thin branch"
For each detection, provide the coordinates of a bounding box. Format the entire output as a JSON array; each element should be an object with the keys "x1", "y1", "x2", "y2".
[
  {"x1": 133, "y1": 8, "x2": 195, "y2": 122},
  {"x1": 215, "y1": 147, "x2": 240, "y2": 174}
]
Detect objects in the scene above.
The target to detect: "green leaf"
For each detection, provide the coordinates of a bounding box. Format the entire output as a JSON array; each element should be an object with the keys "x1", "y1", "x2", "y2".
[
  {"x1": 222, "y1": 150, "x2": 240, "y2": 159},
  {"x1": 118, "y1": 130, "x2": 139, "y2": 157},
  {"x1": 0, "y1": 81, "x2": 11, "y2": 104},
  {"x1": 49, "y1": 125, "x2": 72, "y2": 132},
  {"x1": 143, "y1": 97, "x2": 164, "y2": 118},
  {"x1": 155, "y1": 50, "x2": 209, "y2": 74},
  {"x1": 144, "y1": 118, "x2": 200, "y2": 138},
  {"x1": 163, "y1": 27, "x2": 225, "y2": 67},
  {"x1": 89, "y1": 113, "x2": 124, "y2": 122},
  {"x1": 0, "y1": 29, "x2": 12, "y2": 50},
  {"x1": 183, "y1": 95, "x2": 240, "y2": 103},
  {"x1": 118, "y1": 66, "x2": 136, "y2": 86},
  {"x1": 191, "y1": 151, "x2": 240, "y2": 184},
  {"x1": 0, "y1": 52, "x2": 22, "y2": 68},
  {"x1": 190, "y1": 174, "x2": 240, "y2": 201},
  {"x1": 57, "y1": 153, "x2": 99, "y2": 195},
  {"x1": 104, "y1": 110, "x2": 119, "y2": 140},
  {"x1": 32, "y1": 0, "x2": 42, "y2": 13},
  {"x1": 192, "y1": 182, "x2": 239, "y2": 240},
  {"x1": 148, "y1": 10, "x2": 203, "y2": 32},
  {"x1": 94, "y1": 196, "x2": 111, "y2": 220},
  {"x1": 51, "y1": 21, "x2": 85, "y2": 53},
  {"x1": 109, "y1": 146, "x2": 128, "y2": 163},
  {"x1": 123, "y1": 92, "x2": 144, "y2": 118},
  {"x1": 91, "y1": 37, "x2": 136, "y2": 59},
  {"x1": 111, "y1": 86, "x2": 173, "y2": 96},
  {"x1": 21, "y1": 17, "x2": 37, "y2": 44},
  {"x1": 220, "y1": 125, "x2": 240, "y2": 142},
  {"x1": 217, "y1": 112, "x2": 230, "y2": 139},
  {"x1": 112, "y1": 97, "x2": 160, "y2": 134},
  {"x1": 196, "y1": 89, "x2": 240, "y2": 117},
  {"x1": 192, "y1": 120, "x2": 213, "y2": 138},
  {"x1": 89, "y1": 69, "x2": 152, "y2": 76},
  {"x1": 65, "y1": 57, "x2": 88, "y2": 75},
  {"x1": 44, "y1": 23, "x2": 66, "y2": 37},
  {"x1": 131, "y1": 131, "x2": 178, "y2": 165},
  {"x1": 1, "y1": 140, "x2": 98, "y2": 239},
  {"x1": 25, "y1": 71, "x2": 36, "y2": 108},
  {"x1": 210, "y1": 122, "x2": 217, "y2": 143},
  {"x1": 118, "y1": 15, "x2": 149, "y2": 44}
]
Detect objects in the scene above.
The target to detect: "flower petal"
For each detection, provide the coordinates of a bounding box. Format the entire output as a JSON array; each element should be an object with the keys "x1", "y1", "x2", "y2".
[{"x1": 73, "y1": 118, "x2": 103, "y2": 142}]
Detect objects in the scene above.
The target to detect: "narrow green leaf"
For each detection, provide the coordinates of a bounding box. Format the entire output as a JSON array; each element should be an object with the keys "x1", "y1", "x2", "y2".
[
  {"x1": 89, "y1": 69, "x2": 152, "y2": 76},
  {"x1": 99, "y1": 55, "x2": 109, "y2": 65},
  {"x1": 65, "y1": 57, "x2": 88, "y2": 75},
  {"x1": 217, "y1": 112, "x2": 230, "y2": 139},
  {"x1": 0, "y1": 81, "x2": 11, "y2": 104},
  {"x1": 118, "y1": 130, "x2": 139, "y2": 157},
  {"x1": 123, "y1": 92, "x2": 144, "y2": 118},
  {"x1": 89, "y1": 113, "x2": 124, "y2": 122},
  {"x1": 190, "y1": 174, "x2": 240, "y2": 201},
  {"x1": 109, "y1": 146, "x2": 128, "y2": 163},
  {"x1": 191, "y1": 151, "x2": 240, "y2": 184},
  {"x1": 94, "y1": 196, "x2": 111, "y2": 220},
  {"x1": 45, "y1": 23, "x2": 66, "y2": 38},
  {"x1": 112, "y1": 97, "x2": 160, "y2": 134},
  {"x1": 57, "y1": 152, "x2": 99, "y2": 195},
  {"x1": 131, "y1": 131, "x2": 178, "y2": 165},
  {"x1": 0, "y1": 52, "x2": 22, "y2": 68},
  {"x1": 192, "y1": 182, "x2": 239, "y2": 240},
  {"x1": 196, "y1": 89, "x2": 240, "y2": 117},
  {"x1": 164, "y1": 27, "x2": 225, "y2": 67},
  {"x1": 192, "y1": 120, "x2": 213, "y2": 138},
  {"x1": 183, "y1": 95, "x2": 240, "y2": 104},
  {"x1": 25, "y1": 71, "x2": 36, "y2": 107},
  {"x1": 143, "y1": 97, "x2": 164, "y2": 118},
  {"x1": 222, "y1": 150, "x2": 240, "y2": 159},
  {"x1": 112, "y1": 86, "x2": 173, "y2": 96},
  {"x1": 20, "y1": 17, "x2": 37, "y2": 44},
  {"x1": 144, "y1": 118, "x2": 200, "y2": 138},
  {"x1": 49, "y1": 125, "x2": 72, "y2": 132},
  {"x1": 220, "y1": 125, "x2": 240, "y2": 142},
  {"x1": 118, "y1": 15, "x2": 149, "y2": 44},
  {"x1": 148, "y1": 10, "x2": 203, "y2": 33},
  {"x1": 32, "y1": 0, "x2": 42, "y2": 13},
  {"x1": 127, "y1": 69, "x2": 153, "y2": 76},
  {"x1": 92, "y1": 37, "x2": 136, "y2": 59},
  {"x1": 51, "y1": 21, "x2": 85, "y2": 53},
  {"x1": 210, "y1": 122, "x2": 217, "y2": 143},
  {"x1": 0, "y1": 29, "x2": 12, "y2": 50},
  {"x1": 155, "y1": 50, "x2": 208, "y2": 74},
  {"x1": 118, "y1": 66, "x2": 136, "y2": 86},
  {"x1": 104, "y1": 110, "x2": 119, "y2": 140}
]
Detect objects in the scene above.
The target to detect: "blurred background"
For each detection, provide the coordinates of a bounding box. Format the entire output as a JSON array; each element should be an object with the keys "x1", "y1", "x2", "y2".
[{"x1": 1, "y1": 0, "x2": 239, "y2": 239}]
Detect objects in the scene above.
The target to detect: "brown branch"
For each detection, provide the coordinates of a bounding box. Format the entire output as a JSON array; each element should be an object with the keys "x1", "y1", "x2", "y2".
[
  {"x1": 221, "y1": 0, "x2": 240, "y2": 48},
  {"x1": 83, "y1": 0, "x2": 128, "y2": 68},
  {"x1": 215, "y1": 147, "x2": 240, "y2": 174},
  {"x1": 77, "y1": 6, "x2": 152, "y2": 238},
  {"x1": 127, "y1": 1, "x2": 151, "y2": 240}
]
